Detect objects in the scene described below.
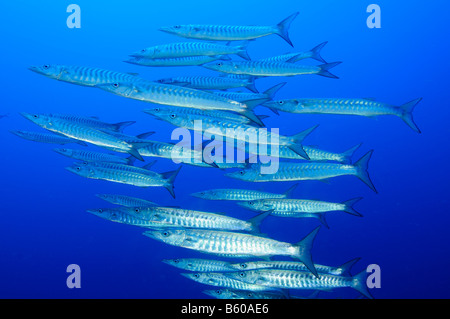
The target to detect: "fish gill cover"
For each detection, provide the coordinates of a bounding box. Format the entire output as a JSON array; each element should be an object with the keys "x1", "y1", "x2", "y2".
[{"x1": 1, "y1": 1, "x2": 448, "y2": 300}]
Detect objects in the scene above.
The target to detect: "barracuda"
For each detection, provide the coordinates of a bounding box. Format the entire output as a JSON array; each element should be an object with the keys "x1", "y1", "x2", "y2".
[
  {"x1": 202, "y1": 60, "x2": 342, "y2": 79},
  {"x1": 53, "y1": 148, "x2": 133, "y2": 165},
  {"x1": 143, "y1": 226, "x2": 321, "y2": 277},
  {"x1": 203, "y1": 288, "x2": 288, "y2": 299},
  {"x1": 48, "y1": 114, "x2": 135, "y2": 133},
  {"x1": 20, "y1": 113, "x2": 147, "y2": 161},
  {"x1": 157, "y1": 75, "x2": 257, "y2": 92},
  {"x1": 119, "y1": 206, "x2": 269, "y2": 233},
  {"x1": 226, "y1": 150, "x2": 377, "y2": 193},
  {"x1": 224, "y1": 269, "x2": 373, "y2": 299},
  {"x1": 28, "y1": 64, "x2": 146, "y2": 87},
  {"x1": 263, "y1": 97, "x2": 423, "y2": 133},
  {"x1": 159, "y1": 12, "x2": 299, "y2": 47},
  {"x1": 258, "y1": 41, "x2": 328, "y2": 64},
  {"x1": 124, "y1": 55, "x2": 231, "y2": 67},
  {"x1": 10, "y1": 130, "x2": 87, "y2": 146},
  {"x1": 144, "y1": 107, "x2": 318, "y2": 160},
  {"x1": 66, "y1": 164, "x2": 181, "y2": 198},
  {"x1": 130, "y1": 41, "x2": 251, "y2": 60},
  {"x1": 191, "y1": 184, "x2": 297, "y2": 201},
  {"x1": 95, "y1": 80, "x2": 264, "y2": 126},
  {"x1": 229, "y1": 258, "x2": 361, "y2": 277},
  {"x1": 87, "y1": 207, "x2": 161, "y2": 228},
  {"x1": 212, "y1": 82, "x2": 286, "y2": 103},
  {"x1": 162, "y1": 258, "x2": 236, "y2": 272},
  {"x1": 181, "y1": 272, "x2": 271, "y2": 291},
  {"x1": 96, "y1": 194, "x2": 157, "y2": 207}
]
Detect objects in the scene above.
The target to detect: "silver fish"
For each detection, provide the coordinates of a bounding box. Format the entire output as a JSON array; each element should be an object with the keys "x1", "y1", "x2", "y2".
[
  {"x1": 87, "y1": 207, "x2": 160, "y2": 228},
  {"x1": 263, "y1": 97, "x2": 423, "y2": 133},
  {"x1": 95, "y1": 194, "x2": 157, "y2": 207},
  {"x1": 212, "y1": 82, "x2": 286, "y2": 103},
  {"x1": 10, "y1": 130, "x2": 87, "y2": 146},
  {"x1": 202, "y1": 60, "x2": 341, "y2": 78},
  {"x1": 181, "y1": 272, "x2": 271, "y2": 291},
  {"x1": 191, "y1": 184, "x2": 297, "y2": 201},
  {"x1": 124, "y1": 55, "x2": 231, "y2": 67},
  {"x1": 48, "y1": 114, "x2": 135, "y2": 133},
  {"x1": 143, "y1": 226, "x2": 321, "y2": 277},
  {"x1": 156, "y1": 75, "x2": 257, "y2": 93},
  {"x1": 66, "y1": 164, "x2": 181, "y2": 198},
  {"x1": 53, "y1": 148, "x2": 132, "y2": 165},
  {"x1": 258, "y1": 42, "x2": 328, "y2": 64},
  {"x1": 224, "y1": 269, "x2": 373, "y2": 299},
  {"x1": 159, "y1": 12, "x2": 299, "y2": 47},
  {"x1": 162, "y1": 258, "x2": 236, "y2": 272},
  {"x1": 203, "y1": 288, "x2": 288, "y2": 299},
  {"x1": 225, "y1": 150, "x2": 377, "y2": 193},
  {"x1": 130, "y1": 41, "x2": 250, "y2": 60}
]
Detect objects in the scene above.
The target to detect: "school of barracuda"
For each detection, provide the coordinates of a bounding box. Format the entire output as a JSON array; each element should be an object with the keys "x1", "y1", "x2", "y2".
[{"x1": 15, "y1": 12, "x2": 423, "y2": 299}]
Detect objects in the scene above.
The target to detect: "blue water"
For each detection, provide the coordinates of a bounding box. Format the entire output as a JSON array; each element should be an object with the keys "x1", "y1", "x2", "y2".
[{"x1": 1, "y1": 1, "x2": 449, "y2": 299}]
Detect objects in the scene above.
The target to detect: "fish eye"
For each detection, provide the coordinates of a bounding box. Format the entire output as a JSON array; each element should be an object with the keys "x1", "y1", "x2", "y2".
[
  {"x1": 216, "y1": 62, "x2": 223, "y2": 67},
  {"x1": 111, "y1": 213, "x2": 117, "y2": 218},
  {"x1": 216, "y1": 290, "x2": 221, "y2": 294},
  {"x1": 174, "y1": 25, "x2": 180, "y2": 29},
  {"x1": 76, "y1": 167, "x2": 81, "y2": 171},
  {"x1": 239, "y1": 272, "x2": 245, "y2": 277},
  {"x1": 98, "y1": 209, "x2": 103, "y2": 213},
  {"x1": 247, "y1": 293, "x2": 253, "y2": 297},
  {"x1": 82, "y1": 161, "x2": 88, "y2": 165},
  {"x1": 170, "y1": 114, "x2": 176, "y2": 119},
  {"x1": 240, "y1": 263, "x2": 247, "y2": 269},
  {"x1": 61, "y1": 148, "x2": 66, "y2": 152},
  {"x1": 162, "y1": 231, "x2": 170, "y2": 237},
  {"x1": 134, "y1": 208, "x2": 140, "y2": 213},
  {"x1": 200, "y1": 192, "x2": 205, "y2": 195},
  {"x1": 173, "y1": 259, "x2": 180, "y2": 263},
  {"x1": 141, "y1": 49, "x2": 146, "y2": 53},
  {"x1": 154, "y1": 108, "x2": 160, "y2": 112},
  {"x1": 112, "y1": 83, "x2": 119, "y2": 88},
  {"x1": 239, "y1": 170, "x2": 245, "y2": 175},
  {"x1": 249, "y1": 201, "x2": 254, "y2": 205},
  {"x1": 278, "y1": 100, "x2": 284, "y2": 105},
  {"x1": 194, "y1": 273, "x2": 199, "y2": 278},
  {"x1": 32, "y1": 114, "x2": 39, "y2": 118},
  {"x1": 43, "y1": 65, "x2": 50, "y2": 69}
]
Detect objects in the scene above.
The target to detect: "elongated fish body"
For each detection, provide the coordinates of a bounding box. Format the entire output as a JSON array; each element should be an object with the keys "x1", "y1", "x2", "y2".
[
  {"x1": 181, "y1": 272, "x2": 270, "y2": 291},
  {"x1": 226, "y1": 150, "x2": 377, "y2": 193},
  {"x1": 28, "y1": 64, "x2": 145, "y2": 87},
  {"x1": 162, "y1": 258, "x2": 236, "y2": 272},
  {"x1": 130, "y1": 42, "x2": 249, "y2": 60},
  {"x1": 136, "y1": 140, "x2": 206, "y2": 166},
  {"x1": 21, "y1": 113, "x2": 143, "y2": 160},
  {"x1": 66, "y1": 164, "x2": 181, "y2": 198},
  {"x1": 96, "y1": 194, "x2": 157, "y2": 207},
  {"x1": 10, "y1": 130, "x2": 87, "y2": 146},
  {"x1": 125, "y1": 55, "x2": 230, "y2": 67},
  {"x1": 259, "y1": 42, "x2": 329, "y2": 64},
  {"x1": 225, "y1": 269, "x2": 373, "y2": 299},
  {"x1": 157, "y1": 76, "x2": 254, "y2": 91},
  {"x1": 204, "y1": 289, "x2": 288, "y2": 299},
  {"x1": 212, "y1": 91, "x2": 270, "y2": 103},
  {"x1": 144, "y1": 105, "x2": 261, "y2": 127},
  {"x1": 264, "y1": 97, "x2": 423, "y2": 133},
  {"x1": 238, "y1": 198, "x2": 362, "y2": 217},
  {"x1": 203, "y1": 60, "x2": 341, "y2": 78},
  {"x1": 229, "y1": 260, "x2": 357, "y2": 276},
  {"x1": 119, "y1": 206, "x2": 260, "y2": 232},
  {"x1": 144, "y1": 107, "x2": 317, "y2": 160},
  {"x1": 49, "y1": 114, "x2": 135, "y2": 133},
  {"x1": 75, "y1": 161, "x2": 161, "y2": 177},
  {"x1": 240, "y1": 143, "x2": 361, "y2": 164},
  {"x1": 54, "y1": 148, "x2": 131, "y2": 164},
  {"x1": 191, "y1": 185, "x2": 297, "y2": 201},
  {"x1": 87, "y1": 208, "x2": 161, "y2": 228},
  {"x1": 95, "y1": 81, "x2": 249, "y2": 115},
  {"x1": 143, "y1": 227, "x2": 320, "y2": 277},
  {"x1": 159, "y1": 12, "x2": 299, "y2": 47}
]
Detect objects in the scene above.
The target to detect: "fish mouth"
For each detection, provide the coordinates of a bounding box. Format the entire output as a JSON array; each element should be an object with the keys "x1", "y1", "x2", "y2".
[
  {"x1": 19, "y1": 112, "x2": 36, "y2": 122},
  {"x1": 28, "y1": 66, "x2": 44, "y2": 75},
  {"x1": 158, "y1": 26, "x2": 172, "y2": 33},
  {"x1": 202, "y1": 290, "x2": 216, "y2": 297}
]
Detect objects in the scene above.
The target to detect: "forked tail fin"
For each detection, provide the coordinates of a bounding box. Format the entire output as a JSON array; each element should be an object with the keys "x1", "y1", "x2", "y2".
[
  {"x1": 342, "y1": 197, "x2": 364, "y2": 217},
  {"x1": 161, "y1": 165, "x2": 182, "y2": 198},
  {"x1": 293, "y1": 226, "x2": 321, "y2": 278},
  {"x1": 317, "y1": 62, "x2": 342, "y2": 79},
  {"x1": 398, "y1": 97, "x2": 422, "y2": 133},
  {"x1": 309, "y1": 41, "x2": 328, "y2": 63},
  {"x1": 351, "y1": 269, "x2": 374, "y2": 299},
  {"x1": 274, "y1": 12, "x2": 299, "y2": 47},
  {"x1": 287, "y1": 124, "x2": 320, "y2": 160},
  {"x1": 354, "y1": 150, "x2": 377, "y2": 193},
  {"x1": 339, "y1": 142, "x2": 362, "y2": 164}
]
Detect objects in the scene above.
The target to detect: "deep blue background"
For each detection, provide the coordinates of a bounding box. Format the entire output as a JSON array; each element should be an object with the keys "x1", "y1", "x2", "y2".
[{"x1": 1, "y1": 1, "x2": 449, "y2": 299}]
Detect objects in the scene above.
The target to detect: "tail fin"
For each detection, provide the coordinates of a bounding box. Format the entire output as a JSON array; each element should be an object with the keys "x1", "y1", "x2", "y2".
[
  {"x1": 126, "y1": 155, "x2": 136, "y2": 166},
  {"x1": 113, "y1": 121, "x2": 136, "y2": 133},
  {"x1": 317, "y1": 62, "x2": 342, "y2": 79},
  {"x1": 248, "y1": 211, "x2": 271, "y2": 234},
  {"x1": 263, "y1": 82, "x2": 287, "y2": 99},
  {"x1": 142, "y1": 160, "x2": 157, "y2": 170},
  {"x1": 293, "y1": 226, "x2": 320, "y2": 278},
  {"x1": 398, "y1": 97, "x2": 422, "y2": 133},
  {"x1": 309, "y1": 41, "x2": 328, "y2": 63},
  {"x1": 351, "y1": 270, "x2": 373, "y2": 299},
  {"x1": 283, "y1": 183, "x2": 298, "y2": 198},
  {"x1": 337, "y1": 257, "x2": 361, "y2": 277},
  {"x1": 354, "y1": 150, "x2": 377, "y2": 193},
  {"x1": 161, "y1": 165, "x2": 182, "y2": 198},
  {"x1": 245, "y1": 77, "x2": 259, "y2": 93},
  {"x1": 342, "y1": 197, "x2": 363, "y2": 217},
  {"x1": 339, "y1": 142, "x2": 362, "y2": 164},
  {"x1": 236, "y1": 41, "x2": 252, "y2": 61},
  {"x1": 216, "y1": 55, "x2": 232, "y2": 61},
  {"x1": 287, "y1": 124, "x2": 320, "y2": 160},
  {"x1": 241, "y1": 109, "x2": 265, "y2": 127},
  {"x1": 127, "y1": 147, "x2": 144, "y2": 162},
  {"x1": 136, "y1": 131, "x2": 156, "y2": 139},
  {"x1": 274, "y1": 12, "x2": 299, "y2": 47},
  {"x1": 243, "y1": 98, "x2": 270, "y2": 111}
]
